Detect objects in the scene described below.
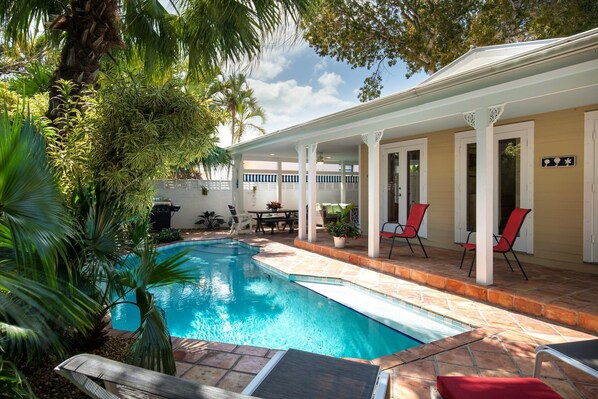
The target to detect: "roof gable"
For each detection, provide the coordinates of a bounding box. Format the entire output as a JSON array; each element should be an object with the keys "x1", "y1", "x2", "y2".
[{"x1": 419, "y1": 39, "x2": 559, "y2": 86}]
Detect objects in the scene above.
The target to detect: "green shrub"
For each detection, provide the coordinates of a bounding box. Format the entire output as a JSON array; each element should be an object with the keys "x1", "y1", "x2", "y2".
[{"x1": 153, "y1": 228, "x2": 182, "y2": 243}]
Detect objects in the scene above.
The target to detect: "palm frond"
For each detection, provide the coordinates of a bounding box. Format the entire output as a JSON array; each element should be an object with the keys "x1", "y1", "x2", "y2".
[
  {"x1": 0, "y1": 111, "x2": 71, "y2": 275},
  {"x1": 0, "y1": 271, "x2": 98, "y2": 357},
  {"x1": 128, "y1": 292, "x2": 175, "y2": 374},
  {"x1": 0, "y1": 357, "x2": 35, "y2": 399},
  {"x1": 181, "y1": 0, "x2": 314, "y2": 80}
]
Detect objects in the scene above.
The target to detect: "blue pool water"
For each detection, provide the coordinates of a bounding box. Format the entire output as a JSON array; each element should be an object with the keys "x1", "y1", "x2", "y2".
[{"x1": 112, "y1": 241, "x2": 424, "y2": 359}]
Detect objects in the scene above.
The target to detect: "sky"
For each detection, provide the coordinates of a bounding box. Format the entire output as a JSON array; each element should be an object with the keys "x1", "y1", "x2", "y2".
[{"x1": 220, "y1": 35, "x2": 428, "y2": 146}]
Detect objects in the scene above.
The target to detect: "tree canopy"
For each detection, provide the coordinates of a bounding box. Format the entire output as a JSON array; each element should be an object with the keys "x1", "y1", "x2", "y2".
[
  {"x1": 303, "y1": 0, "x2": 598, "y2": 101},
  {"x1": 0, "y1": 0, "x2": 315, "y2": 118},
  {"x1": 88, "y1": 75, "x2": 221, "y2": 217}
]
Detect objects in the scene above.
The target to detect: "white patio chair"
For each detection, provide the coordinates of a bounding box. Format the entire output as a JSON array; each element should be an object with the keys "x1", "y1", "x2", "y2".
[{"x1": 228, "y1": 205, "x2": 255, "y2": 234}]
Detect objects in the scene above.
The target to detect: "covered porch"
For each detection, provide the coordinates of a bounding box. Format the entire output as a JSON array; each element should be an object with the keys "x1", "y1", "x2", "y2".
[{"x1": 228, "y1": 29, "x2": 598, "y2": 287}]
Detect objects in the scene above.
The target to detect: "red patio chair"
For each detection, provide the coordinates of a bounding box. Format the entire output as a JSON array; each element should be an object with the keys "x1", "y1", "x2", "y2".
[
  {"x1": 459, "y1": 208, "x2": 531, "y2": 280},
  {"x1": 380, "y1": 203, "x2": 429, "y2": 259}
]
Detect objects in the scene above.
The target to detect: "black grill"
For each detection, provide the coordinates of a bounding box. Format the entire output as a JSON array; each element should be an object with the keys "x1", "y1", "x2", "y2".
[{"x1": 150, "y1": 200, "x2": 181, "y2": 230}]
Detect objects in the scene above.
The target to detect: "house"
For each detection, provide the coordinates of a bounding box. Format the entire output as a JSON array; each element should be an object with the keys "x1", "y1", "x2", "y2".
[{"x1": 228, "y1": 28, "x2": 598, "y2": 286}]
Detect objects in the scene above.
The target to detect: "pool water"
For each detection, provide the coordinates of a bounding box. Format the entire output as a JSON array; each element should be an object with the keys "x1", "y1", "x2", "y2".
[{"x1": 112, "y1": 241, "x2": 443, "y2": 359}]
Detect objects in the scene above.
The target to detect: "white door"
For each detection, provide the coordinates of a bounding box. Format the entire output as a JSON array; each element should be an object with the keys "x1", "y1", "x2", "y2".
[
  {"x1": 381, "y1": 138, "x2": 428, "y2": 236},
  {"x1": 584, "y1": 111, "x2": 598, "y2": 263},
  {"x1": 455, "y1": 122, "x2": 534, "y2": 253}
]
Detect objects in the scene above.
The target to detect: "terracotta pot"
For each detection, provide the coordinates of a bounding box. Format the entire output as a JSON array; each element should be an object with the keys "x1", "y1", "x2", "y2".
[{"x1": 333, "y1": 236, "x2": 346, "y2": 248}]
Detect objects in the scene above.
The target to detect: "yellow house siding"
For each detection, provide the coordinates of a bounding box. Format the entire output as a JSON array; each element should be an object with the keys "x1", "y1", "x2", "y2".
[
  {"x1": 425, "y1": 131, "x2": 456, "y2": 248},
  {"x1": 528, "y1": 108, "x2": 586, "y2": 263},
  {"x1": 358, "y1": 104, "x2": 597, "y2": 267}
]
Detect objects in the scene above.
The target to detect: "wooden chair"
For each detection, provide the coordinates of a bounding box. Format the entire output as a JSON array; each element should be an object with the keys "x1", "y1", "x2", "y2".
[
  {"x1": 380, "y1": 204, "x2": 430, "y2": 258},
  {"x1": 459, "y1": 208, "x2": 531, "y2": 280}
]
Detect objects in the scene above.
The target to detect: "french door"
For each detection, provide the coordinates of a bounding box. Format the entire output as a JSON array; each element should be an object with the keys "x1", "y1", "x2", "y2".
[
  {"x1": 381, "y1": 138, "x2": 428, "y2": 236},
  {"x1": 455, "y1": 122, "x2": 534, "y2": 253},
  {"x1": 584, "y1": 111, "x2": 598, "y2": 263}
]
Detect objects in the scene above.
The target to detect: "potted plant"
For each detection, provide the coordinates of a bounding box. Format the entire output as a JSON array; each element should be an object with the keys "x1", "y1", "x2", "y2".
[
  {"x1": 324, "y1": 204, "x2": 360, "y2": 248},
  {"x1": 266, "y1": 201, "x2": 282, "y2": 211}
]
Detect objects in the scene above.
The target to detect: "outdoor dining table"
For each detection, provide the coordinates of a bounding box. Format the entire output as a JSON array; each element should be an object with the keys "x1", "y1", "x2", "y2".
[{"x1": 248, "y1": 209, "x2": 298, "y2": 234}]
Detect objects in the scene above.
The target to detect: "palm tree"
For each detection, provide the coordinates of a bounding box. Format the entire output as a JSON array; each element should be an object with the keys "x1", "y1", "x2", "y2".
[
  {"x1": 0, "y1": 0, "x2": 314, "y2": 120},
  {"x1": 0, "y1": 111, "x2": 97, "y2": 395},
  {"x1": 211, "y1": 73, "x2": 266, "y2": 144},
  {"x1": 234, "y1": 95, "x2": 266, "y2": 144}
]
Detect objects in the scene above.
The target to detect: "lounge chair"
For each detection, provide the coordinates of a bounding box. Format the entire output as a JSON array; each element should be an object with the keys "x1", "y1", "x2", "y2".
[
  {"x1": 431, "y1": 339, "x2": 598, "y2": 399},
  {"x1": 228, "y1": 205, "x2": 255, "y2": 234},
  {"x1": 55, "y1": 349, "x2": 389, "y2": 399},
  {"x1": 430, "y1": 376, "x2": 563, "y2": 399},
  {"x1": 534, "y1": 338, "x2": 598, "y2": 379}
]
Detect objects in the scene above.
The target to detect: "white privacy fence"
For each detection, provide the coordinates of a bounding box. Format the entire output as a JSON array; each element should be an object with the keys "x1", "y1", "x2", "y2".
[{"x1": 155, "y1": 177, "x2": 359, "y2": 229}]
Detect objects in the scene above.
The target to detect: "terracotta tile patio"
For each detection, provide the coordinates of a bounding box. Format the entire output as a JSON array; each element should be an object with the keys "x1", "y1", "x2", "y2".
[
  {"x1": 124, "y1": 230, "x2": 597, "y2": 398},
  {"x1": 292, "y1": 235, "x2": 598, "y2": 334}
]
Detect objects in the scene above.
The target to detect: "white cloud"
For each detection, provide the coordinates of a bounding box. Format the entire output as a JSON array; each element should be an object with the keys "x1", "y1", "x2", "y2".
[
  {"x1": 317, "y1": 72, "x2": 344, "y2": 95},
  {"x1": 249, "y1": 53, "x2": 290, "y2": 80},
  {"x1": 245, "y1": 27, "x2": 309, "y2": 81},
  {"x1": 313, "y1": 59, "x2": 328, "y2": 73},
  {"x1": 248, "y1": 78, "x2": 355, "y2": 133}
]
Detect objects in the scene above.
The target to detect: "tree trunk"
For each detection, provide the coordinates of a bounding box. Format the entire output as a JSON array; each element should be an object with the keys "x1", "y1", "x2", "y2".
[{"x1": 47, "y1": 0, "x2": 125, "y2": 122}]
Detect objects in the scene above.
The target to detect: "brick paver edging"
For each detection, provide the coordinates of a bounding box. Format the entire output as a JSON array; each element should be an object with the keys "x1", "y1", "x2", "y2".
[{"x1": 294, "y1": 239, "x2": 598, "y2": 334}]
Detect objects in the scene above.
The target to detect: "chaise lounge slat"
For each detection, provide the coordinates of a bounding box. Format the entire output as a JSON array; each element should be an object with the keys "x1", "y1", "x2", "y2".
[
  {"x1": 55, "y1": 354, "x2": 259, "y2": 399},
  {"x1": 243, "y1": 349, "x2": 389, "y2": 399}
]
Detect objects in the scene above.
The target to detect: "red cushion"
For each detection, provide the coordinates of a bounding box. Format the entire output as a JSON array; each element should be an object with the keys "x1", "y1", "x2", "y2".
[{"x1": 437, "y1": 376, "x2": 563, "y2": 399}]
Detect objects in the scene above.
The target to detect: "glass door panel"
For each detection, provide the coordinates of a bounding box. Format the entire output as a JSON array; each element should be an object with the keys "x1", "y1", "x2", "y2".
[
  {"x1": 381, "y1": 139, "x2": 427, "y2": 236},
  {"x1": 463, "y1": 140, "x2": 521, "y2": 234},
  {"x1": 498, "y1": 138, "x2": 520, "y2": 233},
  {"x1": 406, "y1": 150, "x2": 421, "y2": 214},
  {"x1": 387, "y1": 153, "x2": 400, "y2": 222},
  {"x1": 466, "y1": 143, "x2": 476, "y2": 232}
]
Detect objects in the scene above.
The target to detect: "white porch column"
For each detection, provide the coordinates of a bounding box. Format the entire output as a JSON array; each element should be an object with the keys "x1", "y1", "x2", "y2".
[
  {"x1": 340, "y1": 161, "x2": 346, "y2": 203},
  {"x1": 307, "y1": 143, "x2": 318, "y2": 242},
  {"x1": 296, "y1": 144, "x2": 307, "y2": 240},
  {"x1": 276, "y1": 160, "x2": 282, "y2": 203},
  {"x1": 362, "y1": 131, "x2": 383, "y2": 257},
  {"x1": 231, "y1": 154, "x2": 244, "y2": 212},
  {"x1": 463, "y1": 105, "x2": 504, "y2": 285}
]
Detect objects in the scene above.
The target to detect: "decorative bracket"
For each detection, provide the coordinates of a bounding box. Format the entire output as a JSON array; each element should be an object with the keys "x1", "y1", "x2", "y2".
[
  {"x1": 463, "y1": 104, "x2": 505, "y2": 128},
  {"x1": 463, "y1": 111, "x2": 476, "y2": 129},
  {"x1": 361, "y1": 131, "x2": 384, "y2": 146}
]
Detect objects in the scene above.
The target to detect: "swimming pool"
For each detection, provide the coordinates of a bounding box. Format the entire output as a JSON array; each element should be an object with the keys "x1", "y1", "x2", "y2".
[{"x1": 111, "y1": 240, "x2": 469, "y2": 359}]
